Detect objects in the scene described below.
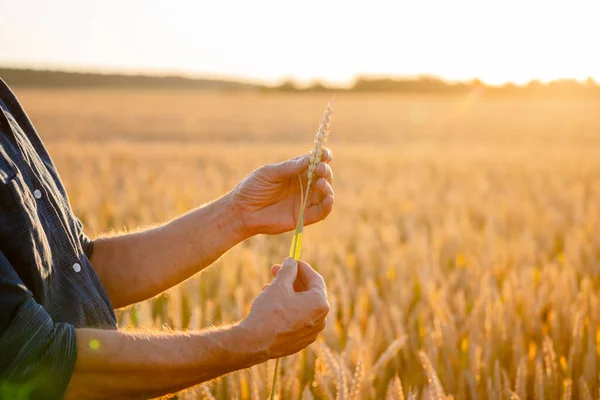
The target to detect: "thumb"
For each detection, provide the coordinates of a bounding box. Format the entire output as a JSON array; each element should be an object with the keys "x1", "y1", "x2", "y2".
[
  {"x1": 273, "y1": 257, "x2": 298, "y2": 287},
  {"x1": 269, "y1": 155, "x2": 308, "y2": 178}
]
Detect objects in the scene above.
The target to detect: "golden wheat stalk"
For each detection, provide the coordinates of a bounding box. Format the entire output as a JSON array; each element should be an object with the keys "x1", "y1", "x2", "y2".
[
  {"x1": 270, "y1": 98, "x2": 335, "y2": 400},
  {"x1": 289, "y1": 97, "x2": 334, "y2": 261}
]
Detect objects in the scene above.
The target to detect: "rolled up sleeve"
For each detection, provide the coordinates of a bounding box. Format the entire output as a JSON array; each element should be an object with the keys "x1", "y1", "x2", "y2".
[{"x1": 0, "y1": 250, "x2": 77, "y2": 400}]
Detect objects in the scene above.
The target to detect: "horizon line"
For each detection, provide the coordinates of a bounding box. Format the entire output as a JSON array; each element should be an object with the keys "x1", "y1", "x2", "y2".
[{"x1": 2, "y1": 63, "x2": 598, "y2": 89}]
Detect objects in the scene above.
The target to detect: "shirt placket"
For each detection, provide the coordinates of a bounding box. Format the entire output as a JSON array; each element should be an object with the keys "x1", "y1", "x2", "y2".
[{"x1": 1, "y1": 107, "x2": 84, "y2": 275}]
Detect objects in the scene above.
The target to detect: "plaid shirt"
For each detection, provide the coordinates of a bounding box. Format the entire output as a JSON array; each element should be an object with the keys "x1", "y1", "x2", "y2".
[{"x1": 0, "y1": 79, "x2": 116, "y2": 399}]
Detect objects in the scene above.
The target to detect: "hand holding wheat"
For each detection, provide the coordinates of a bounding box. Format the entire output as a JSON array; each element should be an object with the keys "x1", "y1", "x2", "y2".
[{"x1": 230, "y1": 105, "x2": 333, "y2": 237}]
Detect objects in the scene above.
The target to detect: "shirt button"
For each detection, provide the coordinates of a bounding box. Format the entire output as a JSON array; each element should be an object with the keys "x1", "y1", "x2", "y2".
[
  {"x1": 73, "y1": 263, "x2": 82, "y2": 273},
  {"x1": 33, "y1": 189, "x2": 42, "y2": 199}
]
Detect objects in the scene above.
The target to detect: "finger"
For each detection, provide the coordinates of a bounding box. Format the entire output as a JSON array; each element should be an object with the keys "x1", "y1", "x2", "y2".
[
  {"x1": 264, "y1": 155, "x2": 308, "y2": 179},
  {"x1": 316, "y1": 178, "x2": 334, "y2": 198},
  {"x1": 291, "y1": 260, "x2": 313, "y2": 292},
  {"x1": 273, "y1": 257, "x2": 298, "y2": 289},
  {"x1": 296, "y1": 321, "x2": 326, "y2": 347},
  {"x1": 300, "y1": 151, "x2": 332, "y2": 185},
  {"x1": 305, "y1": 195, "x2": 334, "y2": 224},
  {"x1": 306, "y1": 319, "x2": 327, "y2": 339},
  {"x1": 294, "y1": 280, "x2": 308, "y2": 292},
  {"x1": 271, "y1": 264, "x2": 282, "y2": 278},
  {"x1": 300, "y1": 291, "x2": 330, "y2": 319},
  {"x1": 315, "y1": 163, "x2": 333, "y2": 185},
  {"x1": 288, "y1": 260, "x2": 311, "y2": 292},
  {"x1": 296, "y1": 261, "x2": 326, "y2": 292},
  {"x1": 293, "y1": 332, "x2": 321, "y2": 353},
  {"x1": 312, "y1": 317, "x2": 327, "y2": 332},
  {"x1": 306, "y1": 177, "x2": 334, "y2": 203},
  {"x1": 322, "y1": 147, "x2": 333, "y2": 163},
  {"x1": 274, "y1": 263, "x2": 307, "y2": 292}
]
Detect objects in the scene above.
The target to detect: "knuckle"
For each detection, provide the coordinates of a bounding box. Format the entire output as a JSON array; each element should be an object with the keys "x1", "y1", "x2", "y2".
[
  {"x1": 317, "y1": 274, "x2": 327, "y2": 287},
  {"x1": 322, "y1": 300, "x2": 331, "y2": 315},
  {"x1": 315, "y1": 295, "x2": 330, "y2": 315},
  {"x1": 312, "y1": 269, "x2": 324, "y2": 281},
  {"x1": 304, "y1": 319, "x2": 317, "y2": 329},
  {"x1": 318, "y1": 319, "x2": 327, "y2": 332}
]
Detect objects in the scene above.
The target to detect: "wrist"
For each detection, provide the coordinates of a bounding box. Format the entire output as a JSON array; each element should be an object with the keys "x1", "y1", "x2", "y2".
[
  {"x1": 225, "y1": 189, "x2": 260, "y2": 238},
  {"x1": 229, "y1": 321, "x2": 270, "y2": 364},
  {"x1": 219, "y1": 191, "x2": 253, "y2": 242}
]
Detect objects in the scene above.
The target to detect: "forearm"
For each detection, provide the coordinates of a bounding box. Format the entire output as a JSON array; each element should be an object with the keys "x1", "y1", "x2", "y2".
[
  {"x1": 91, "y1": 192, "x2": 248, "y2": 308},
  {"x1": 65, "y1": 324, "x2": 266, "y2": 400}
]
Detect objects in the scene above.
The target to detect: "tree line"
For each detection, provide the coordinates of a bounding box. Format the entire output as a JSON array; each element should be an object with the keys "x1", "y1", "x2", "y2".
[{"x1": 2, "y1": 68, "x2": 599, "y2": 97}]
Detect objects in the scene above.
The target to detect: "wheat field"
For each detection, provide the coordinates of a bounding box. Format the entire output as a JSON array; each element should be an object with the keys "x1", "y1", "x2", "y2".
[{"x1": 16, "y1": 88, "x2": 600, "y2": 399}]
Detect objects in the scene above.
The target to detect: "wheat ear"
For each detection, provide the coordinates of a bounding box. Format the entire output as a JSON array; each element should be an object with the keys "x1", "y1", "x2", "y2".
[
  {"x1": 306, "y1": 98, "x2": 334, "y2": 194},
  {"x1": 289, "y1": 97, "x2": 334, "y2": 261}
]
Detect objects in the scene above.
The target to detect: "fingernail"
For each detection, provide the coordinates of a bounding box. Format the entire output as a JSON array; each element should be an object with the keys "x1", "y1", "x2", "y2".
[{"x1": 283, "y1": 257, "x2": 297, "y2": 268}]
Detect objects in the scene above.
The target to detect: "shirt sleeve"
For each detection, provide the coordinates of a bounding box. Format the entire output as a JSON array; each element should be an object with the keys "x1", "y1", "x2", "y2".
[
  {"x1": 0, "y1": 250, "x2": 78, "y2": 400},
  {"x1": 74, "y1": 217, "x2": 94, "y2": 259}
]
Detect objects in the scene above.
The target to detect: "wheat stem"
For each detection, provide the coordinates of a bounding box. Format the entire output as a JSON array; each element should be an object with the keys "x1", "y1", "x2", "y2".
[
  {"x1": 270, "y1": 358, "x2": 280, "y2": 400},
  {"x1": 272, "y1": 98, "x2": 334, "y2": 400},
  {"x1": 289, "y1": 174, "x2": 306, "y2": 260}
]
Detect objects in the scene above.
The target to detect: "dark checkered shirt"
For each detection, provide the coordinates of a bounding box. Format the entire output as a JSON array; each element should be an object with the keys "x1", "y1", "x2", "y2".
[{"x1": 0, "y1": 79, "x2": 117, "y2": 399}]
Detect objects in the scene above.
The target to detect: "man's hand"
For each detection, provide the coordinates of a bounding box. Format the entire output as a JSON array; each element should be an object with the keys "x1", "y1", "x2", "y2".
[
  {"x1": 63, "y1": 258, "x2": 328, "y2": 399},
  {"x1": 241, "y1": 258, "x2": 330, "y2": 359},
  {"x1": 232, "y1": 149, "x2": 334, "y2": 236}
]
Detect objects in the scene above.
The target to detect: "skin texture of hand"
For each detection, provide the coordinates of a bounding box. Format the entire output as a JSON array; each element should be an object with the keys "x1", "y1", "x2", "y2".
[
  {"x1": 232, "y1": 148, "x2": 334, "y2": 236},
  {"x1": 241, "y1": 257, "x2": 330, "y2": 359}
]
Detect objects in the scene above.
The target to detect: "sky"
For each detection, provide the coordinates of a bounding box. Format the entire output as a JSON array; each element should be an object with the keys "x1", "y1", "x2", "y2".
[{"x1": 0, "y1": 0, "x2": 599, "y2": 86}]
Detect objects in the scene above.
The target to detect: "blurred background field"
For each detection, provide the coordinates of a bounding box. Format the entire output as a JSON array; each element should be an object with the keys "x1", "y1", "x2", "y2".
[{"x1": 13, "y1": 88, "x2": 600, "y2": 399}]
